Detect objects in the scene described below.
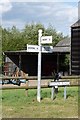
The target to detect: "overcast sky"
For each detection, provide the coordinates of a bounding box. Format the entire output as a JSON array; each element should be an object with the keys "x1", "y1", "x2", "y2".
[{"x1": 0, "y1": 0, "x2": 80, "y2": 36}]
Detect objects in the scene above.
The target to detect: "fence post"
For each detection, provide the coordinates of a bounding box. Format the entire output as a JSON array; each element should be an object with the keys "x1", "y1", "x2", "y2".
[{"x1": 25, "y1": 80, "x2": 28, "y2": 96}]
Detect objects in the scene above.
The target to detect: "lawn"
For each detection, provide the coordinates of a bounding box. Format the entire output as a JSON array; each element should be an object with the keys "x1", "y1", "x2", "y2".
[{"x1": 2, "y1": 87, "x2": 78, "y2": 118}]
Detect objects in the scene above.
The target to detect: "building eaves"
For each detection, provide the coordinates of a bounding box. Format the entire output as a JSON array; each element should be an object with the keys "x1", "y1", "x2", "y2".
[{"x1": 71, "y1": 19, "x2": 80, "y2": 28}]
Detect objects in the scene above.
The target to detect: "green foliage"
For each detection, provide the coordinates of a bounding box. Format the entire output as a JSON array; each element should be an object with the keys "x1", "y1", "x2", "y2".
[
  {"x1": 0, "y1": 26, "x2": 2, "y2": 65},
  {"x1": 2, "y1": 26, "x2": 24, "y2": 51},
  {"x1": 64, "y1": 54, "x2": 70, "y2": 66},
  {"x1": 2, "y1": 23, "x2": 65, "y2": 52},
  {"x1": 22, "y1": 23, "x2": 45, "y2": 46},
  {"x1": 44, "y1": 24, "x2": 63, "y2": 46}
]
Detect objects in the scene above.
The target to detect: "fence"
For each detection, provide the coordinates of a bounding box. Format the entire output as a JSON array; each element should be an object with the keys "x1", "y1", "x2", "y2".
[{"x1": 0, "y1": 75, "x2": 80, "y2": 90}]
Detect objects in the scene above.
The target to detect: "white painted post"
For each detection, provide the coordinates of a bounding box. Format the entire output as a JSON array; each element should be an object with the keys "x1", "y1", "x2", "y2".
[{"x1": 37, "y1": 29, "x2": 42, "y2": 102}]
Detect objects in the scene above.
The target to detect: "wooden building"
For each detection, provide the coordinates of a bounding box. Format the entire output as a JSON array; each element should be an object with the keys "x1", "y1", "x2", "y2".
[
  {"x1": 4, "y1": 38, "x2": 70, "y2": 76},
  {"x1": 71, "y1": 19, "x2": 80, "y2": 75}
]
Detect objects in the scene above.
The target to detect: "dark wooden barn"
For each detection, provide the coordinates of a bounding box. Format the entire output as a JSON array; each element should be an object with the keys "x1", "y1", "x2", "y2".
[
  {"x1": 71, "y1": 19, "x2": 80, "y2": 75},
  {"x1": 4, "y1": 38, "x2": 70, "y2": 76}
]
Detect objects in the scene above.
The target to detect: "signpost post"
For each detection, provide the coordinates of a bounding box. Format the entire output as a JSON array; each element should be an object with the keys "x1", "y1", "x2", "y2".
[
  {"x1": 37, "y1": 30, "x2": 52, "y2": 102},
  {"x1": 27, "y1": 29, "x2": 52, "y2": 102},
  {"x1": 37, "y1": 29, "x2": 42, "y2": 102}
]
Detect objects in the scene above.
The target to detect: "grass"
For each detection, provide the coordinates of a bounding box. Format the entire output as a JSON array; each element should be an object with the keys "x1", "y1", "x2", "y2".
[{"x1": 2, "y1": 87, "x2": 78, "y2": 118}]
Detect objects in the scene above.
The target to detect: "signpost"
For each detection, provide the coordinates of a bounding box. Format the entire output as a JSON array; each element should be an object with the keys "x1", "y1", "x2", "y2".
[
  {"x1": 27, "y1": 44, "x2": 53, "y2": 53},
  {"x1": 37, "y1": 30, "x2": 52, "y2": 102},
  {"x1": 49, "y1": 81, "x2": 70, "y2": 100},
  {"x1": 41, "y1": 36, "x2": 52, "y2": 44},
  {"x1": 37, "y1": 29, "x2": 42, "y2": 102},
  {"x1": 42, "y1": 46, "x2": 53, "y2": 53},
  {"x1": 27, "y1": 29, "x2": 52, "y2": 102},
  {"x1": 49, "y1": 81, "x2": 70, "y2": 86},
  {"x1": 27, "y1": 44, "x2": 39, "y2": 52}
]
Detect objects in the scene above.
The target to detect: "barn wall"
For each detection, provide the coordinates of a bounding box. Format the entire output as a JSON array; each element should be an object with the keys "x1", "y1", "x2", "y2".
[
  {"x1": 21, "y1": 53, "x2": 57, "y2": 76},
  {"x1": 42, "y1": 54, "x2": 57, "y2": 76},
  {"x1": 71, "y1": 27, "x2": 80, "y2": 75},
  {"x1": 21, "y1": 54, "x2": 38, "y2": 76},
  {"x1": 6, "y1": 53, "x2": 57, "y2": 76}
]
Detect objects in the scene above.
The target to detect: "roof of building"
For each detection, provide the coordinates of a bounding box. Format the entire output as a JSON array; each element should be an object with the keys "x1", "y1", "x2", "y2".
[
  {"x1": 56, "y1": 37, "x2": 71, "y2": 47},
  {"x1": 71, "y1": 19, "x2": 80, "y2": 28},
  {"x1": 52, "y1": 37, "x2": 71, "y2": 53},
  {"x1": 52, "y1": 46, "x2": 70, "y2": 53}
]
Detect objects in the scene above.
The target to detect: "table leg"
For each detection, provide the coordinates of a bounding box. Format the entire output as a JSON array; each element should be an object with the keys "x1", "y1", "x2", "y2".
[
  {"x1": 64, "y1": 86, "x2": 66, "y2": 100},
  {"x1": 51, "y1": 87, "x2": 55, "y2": 100}
]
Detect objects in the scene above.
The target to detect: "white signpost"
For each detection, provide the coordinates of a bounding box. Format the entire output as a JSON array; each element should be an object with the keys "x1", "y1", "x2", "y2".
[
  {"x1": 37, "y1": 30, "x2": 52, "y2": 102},
  {"x1": 27, "y1": 44, "x2": 53, "y2": 53},
  {"x1": 42, "y1": 46, "x2": 53, "y2": 53},
  {"x1": 37, "y1": 29, "x2": 42, "y2": 102},
  {"x1": 49, "y1": 81, "x2": 70, "y2": 100},
  {"x1": 27, "y1": 44, "x2": 39, "y2": 52},
  {"x1": 27, "y1": 29, "x2": 52, "y2": 102},
  {"x1": 41, "y1": 36, "x2": 52, "y2": 44},
  {"x1": 49, "y1": 81, "x2": 70, "y2": 86}
]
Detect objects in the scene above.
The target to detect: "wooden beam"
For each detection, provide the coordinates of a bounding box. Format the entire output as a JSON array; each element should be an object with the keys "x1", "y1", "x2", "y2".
[
  {"x1": 0, "y1": 76, "x2": 54, "y2": 80},
  {"x1": 0, "y1": 75, "x2": 80, "y2": 80},
  {"x1": 61, "y1": 76, "x2": 80, "y2": 79},
  {"x1": 0, "y1": 85, "x2": 48, "y2": 90},
  {"x1": 0, "y1": 78, "x2": 80, "y2": 90}
]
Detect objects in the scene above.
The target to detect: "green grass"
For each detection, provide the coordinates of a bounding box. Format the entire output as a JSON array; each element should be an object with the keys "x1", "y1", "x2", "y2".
[{"x1": 2, "y1": 87, "x2": 78, "y2": 118}]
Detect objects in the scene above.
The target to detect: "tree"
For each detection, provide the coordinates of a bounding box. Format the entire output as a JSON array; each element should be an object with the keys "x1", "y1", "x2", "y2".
[
  {"x1": 44, "y1": 24, "x2": 63, "y2": 46},
  {"x1": 22, "y1": 22, "x2": 45, "y2": 48},
  {"x1": 2, "y1": 22, "x2": 65, "y2": 52},
  {"x1": 2, "y1": 26, "x2": 24, "y2": 51}
]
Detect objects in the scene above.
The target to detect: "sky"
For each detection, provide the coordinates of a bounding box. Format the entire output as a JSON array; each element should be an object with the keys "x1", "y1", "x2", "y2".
[{"x1": 0, "y1": 0, "x2": 80, "y2": 36}]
